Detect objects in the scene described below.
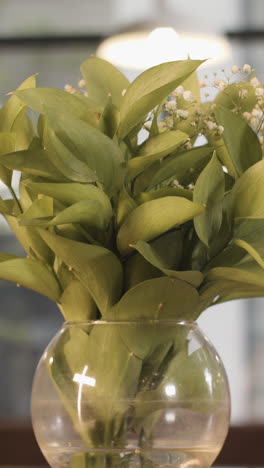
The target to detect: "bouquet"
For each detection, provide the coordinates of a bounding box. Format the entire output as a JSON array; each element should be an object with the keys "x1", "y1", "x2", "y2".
[{"x1": 0, "y1": 56, "x2": 263, "y2": 467}]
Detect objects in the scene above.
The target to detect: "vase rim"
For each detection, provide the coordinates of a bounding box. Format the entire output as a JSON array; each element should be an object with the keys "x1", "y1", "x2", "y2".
[{"x1": 63, "y1": 319, "x2": 198, "y2": 327}]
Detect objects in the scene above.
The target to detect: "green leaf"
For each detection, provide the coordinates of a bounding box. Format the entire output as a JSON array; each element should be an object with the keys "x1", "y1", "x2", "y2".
[
  {"x1": 199, "y1": 278, "x2": 264, "y2": 310},
  {"x1": 118, "y1": 59, "x2": 204, "y2": 138},
  {"x1": 98, "y1": 96, "x2": 120, "y2": 138},
  {"x1": 117, "y1": 196, "x2": 204, "y2": 255},
  {"x1": 11, "y1": 108, "x2": 35, "y2": 151},
  {"x1": 234, "y1": 218, "x2": 264, "y2": 256},
  {"x1": 0, "y1": 75, "x2": 36, "y2": 132},
  {"x1": 112, "y1": 275, "x2": 200, "y2": 323},
  {"x1": 0, "y1": 133, "x2": 16, "y2": 155},
  {"x1": 202, "y1": 257, "x2": 264, "y2": 305},
  {"x1": 25, "y1": 181, "x2": 112, "y2": 221},
  {"x1": 48, "y1": 200, "x2": 107, "y2": 230},
  {"x1": 215, "y1": 105, "x2": 262, "y2": 176},
  {"x1": 15, "y1": 87, "x2": 99, "y2": 128},
  {"x1": 133, "y1": 239, "x2": 204, "y2": 288},
  {"x1": 116, "y1": 186, "x2": 137, "y2": 227},
  {"x1": 108, "y1": 277, "x2": 200, "y2": 358},
  {"x1": 182, "y1": 70, "x2": 201, "y2": 104},
  {"x1": 0, "y1": 256, "x2": 61, "y2": 301},
  {"x1": 44, "y1": 327, "x2": 94, "y2": 448},
  {"x1": 6, "y1": 214, "x2": 54, "y2": 263},
  {"x1": 0, "y1": 133, "x2": 16, "y2": 187},
  {"x1": 19, "y1": 196, "x2": 53, "y2": 222},
  {"x1": 149, "y1": 99, "x2": 167, "y2": 137},
  {"x1": 136, "y1": 187, "x2": 193, "y2": 203},
  {"x1": 206, "y1": 261, "x2": 264, "y2": 289},
  {"x1": 124, "y1": 252, "x2": 161, "y2": 289},
  {"x1": 126, "y1": 130, "x2": 188, "y2": 181},
  {"x1": 39, "y1": 230, "x2": 123, "y2": 315},
  {"x1": 233, "y1": 238, "x2": 264, "y2": 269},
  {"x1": 44, "y1": 125, "x2": 98, "y2": 184},
  {"x1": 134, "y1": 342, "x2": 227, "y2": 434},
  {"x1": 232, "y1": 218, "x2": 264, "y2": 268},
  {"x1": 19, "y1": 178, "x2": 37, "y2": 211},
  {"x1": 144, "y1": 145, "x2": 213, "y2": 191},
  {"x1": 0, "y1": 138, "x2": 65, "y2": 180},
  {"x1": 80, "y1": 56, "x2": 130, "y2": 108},
  {"x1": 229, "y1": 160, "x2": 264, "y2": 218},
  {"x1": 202, "y1": 244, "x2": 246, "y2": 272},
  {"x1": 0, "y1": 198, "x2": 14, "y2": 215},
  {"x1": 44, "y1": 114, "x2": 125, "y2": 195},
  {"x1": 193, "y1": 153, "x2": 225, "y2": 246},
  {"x1": 208, "y1": 134, "x2": 237, "y2": 180},
  {"x1": 59, "y1": 278, "x2": 97, "y2": 322},
  {"x1": 46, "y1": 324, "x2": 142, "y2": 446}
]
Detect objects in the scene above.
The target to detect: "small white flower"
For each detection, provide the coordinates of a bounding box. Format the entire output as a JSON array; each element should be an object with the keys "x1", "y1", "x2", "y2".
[
  {"x1": 174, "y1": 85, "x2": 184, "y2": 96},
  {"x1": 206, "y1": 121, "x2": 218, "y2": 131},
  {"x1": 231, "y1": 65, "x2": 240, "y2": 74},
  {"x1": 250, "y1": 77, "x2": 261, "y2": 88},
  {"x1": 199, "y1": 80, "x2": 206, "y2": 88},
  {"x1": 176, "y1": 109, "x2": 189, "y2": 119},
  {"x1": 64, "y1": 84, "x2": 76, "y2": 94},
  {"x1": 183, "y1": 90, "x2": 194, "y2": 102},
  {"x1": 217, "y1": 125, "x2": 224, "y2": 135},
  {"x1": 165, "y1": 116, "x2": 174, "y2": 128},
  {"x1": 218, "y1": 81, "x2": 228, "y2": 91},
  {"x1": 238, "y1": 88, "x2": 248, "y2": 99},
  {"x1": 165, "y1": 100, "x2": 177, "y2": 111},
  {"x1": 214, "y1": 79, "x2": 227, "y2": 91},
  {"x1": 243, "y1": 64, "x2": 252, "y2": 74},
  {"x1": 255, "y1": 87, "x2": 264, "y2": 97},
  {"x1": 78, "y1": 79, "x2": 86, "y2": 88},
  {"x1": 171, "y1": 179, "x2": 184, "y2": 188},
  {"x1": 243, "y1": 112, "x2": 251, "y2": 121}
]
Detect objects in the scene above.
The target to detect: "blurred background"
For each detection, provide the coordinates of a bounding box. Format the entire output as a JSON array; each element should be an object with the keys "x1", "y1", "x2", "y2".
[{"x1": 0, "y1": 0, "x2": 264, "y2": 431}]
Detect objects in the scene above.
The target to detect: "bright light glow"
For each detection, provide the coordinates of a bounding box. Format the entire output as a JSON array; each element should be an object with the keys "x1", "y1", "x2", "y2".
[
  {"x1": 204, "y1": 368, "x2": 213, "y2": 392},
  {"x1": 73, "y1": 366, "x2": 96, "y2": 424},
  {"x1": 73, "y1": 372, "x2": 96, "y2": 387},
  {"x1": 165, "y1": 384, "x2": 176, "y2": 397},
  {"x1": 165, "y1": 411, "x2": 176, "y2": 423},
  {"x1": 97, "y1": 28, "x2": 232, "y2": 71},
  {"x1": 49, "y1": 357, "x2": 54, "y2": 365}
]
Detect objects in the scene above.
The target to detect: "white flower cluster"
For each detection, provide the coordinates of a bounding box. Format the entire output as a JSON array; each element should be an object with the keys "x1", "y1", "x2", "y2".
[
  {"x1": 64, "y1": 84, "x2": 78, "y2": 94},
  {"x1": 210, "y1": 66, "x2": 263, "y2": 146},
  {"x1": 158, "y1": 82, "x2": 225, "y2": 143},
  {"x1": 240, "y1": 74, "x2": 264, "y2": 146},
  {"x1": 157, "y1": 85, "x2": 197, "y2": 133},
  {"x1": 64, "y1": 79, "x2": 88, "y2": 97}
]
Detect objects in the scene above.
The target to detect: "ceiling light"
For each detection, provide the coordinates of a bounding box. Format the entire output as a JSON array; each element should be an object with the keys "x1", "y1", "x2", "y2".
[{"x1": 97, "y1": 27, "x2": 232, "y2": 71}]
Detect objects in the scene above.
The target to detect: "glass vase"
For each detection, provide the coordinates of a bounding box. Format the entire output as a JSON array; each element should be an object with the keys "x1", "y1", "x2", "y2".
[{"x1": 31, "y1": 321, "x2": 230, "y2": 468}]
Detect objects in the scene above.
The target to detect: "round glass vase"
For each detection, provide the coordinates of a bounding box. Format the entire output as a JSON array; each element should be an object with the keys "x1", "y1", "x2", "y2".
[{"x1": 31, "y1": 321, "x2": 230, "y2": 468}]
